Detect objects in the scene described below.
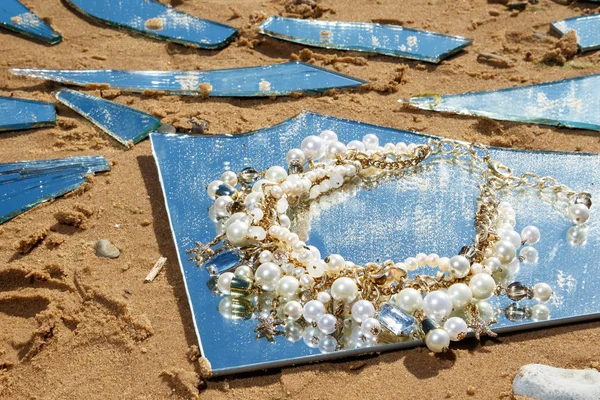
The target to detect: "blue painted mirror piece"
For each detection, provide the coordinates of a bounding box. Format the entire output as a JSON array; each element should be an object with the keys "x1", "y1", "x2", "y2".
[
  {"x1": 55, "y1": 89, "x2": 161, "y2": 147},
  {"x1": 0, "y1": 96, "x2": 56, "y2": 132},
  {"x1": 0, "y1": 156, "x2": 109, "y2": 224},
  {"x1": 403, "y1": 73, "x2": 600, "y2": 131},
  {"x1": 150, "y1": 111, "x2": 600, "y2": 376},
  {"x1": 259, "y1": 16, "x2": 472, "y2": 63},
  {"x1": 10, "y1": 62, "x2": 366, "y2": 97},
  {"x1": 64, "y1": 0, "x2": 236, "y2": 49},
  {"x1": 551, "y1": 14, "x2": 600, "y2": 52},
  {"x1": 0, "y1": 0, "x2": 62, "y2": 44}
]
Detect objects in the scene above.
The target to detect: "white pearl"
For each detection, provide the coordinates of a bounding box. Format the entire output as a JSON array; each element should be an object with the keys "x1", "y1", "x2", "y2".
[
  {"x1": 301, "y1": 135, "x2": 326, "y2": 160},
  {"x1": 217, "y1": 272, "x2": 234, "y2": 295},
  {"x1": 404, "y1": 257, "x2": 418, "y2": 271},
  {"x1": 317, "y1": 291, "x2": 331, "y2": 304},
  {"x1": 226, "y1": 221, "x2": 248, "y2": 245},
  {"x1": 438, "y1": 257, "x2": 450, "y2": 272},
  {"x1": 531, "y1": 304, "x2": 550, "y2": 320},
  {"x1": 500, "y1": 229, "x2": 522, "y2": 249},
  {"x1": 279, "y1": 214, "x2": 291, "y2": 228},
  {"x1": 221, "y1": 171, "x2": 237, "y2": 186},
  {"x1": 416, "y1": 252, "x2": 428, "y2": 266},
  {"x1": 425, "y1": 328, "x2": 450, "y2": 353},
  {"x1": 423, "y1": 290, "x2": 453, "y2": 322},
  {"x1": 276, "y1": 198, "x2": 288, "y2": 214},
  {"x1": 283, "y1": 300, "x2": 303, "y2": 321},
  {"x1": 308, "y1": 245, "x2": 321, "y2": 260},
  {"x1": 519, "y1": 246, "x2": 538, "y2": 264},
  {"x1": 277, "y1": 276, "x2": 299, "y2": 298},
  {"x1": 325, "y1": 254, "x2": 345, "y2": 272},
  {"x1": 449, "y1": 255, "x2": 470, "y2": 278},
  {"x1": 235, "y1": 265, "x2": 253, "y2": 279},
  {"x1": 444, "y1": 317, "x2": 468, "y2": 341},
  {"x1": 447, "y1": 283, "x2": 472, "y2": 309},
  {"x1": 521, "y1": 226, "x2": 540, "y2": 244},
  {"x1": 331, "y1": 277, "x2": 358, "y2": 303},
  {"x1": 252, "y1": 179, "x2": 273, "y2": 193},
  {"x1": 319, "y1": 130, "x2": 338, "y2": 143},
  {"x1": 286, "y1": 148, "x2": 306, "y2": 165},
  {"x1": 469, "y1": 273, "x2": 496, "y2": 300},
  {"x1": 258, "y1": 250, "x2": 273, "y2": 263},
  {"x1": 299, "y1": 274, "x2": 314, "y2": 288},
  {"x1": 225, "y1": 212, "x2": 249, "y2": 227},
  {"x1": 351, "y1": 300, "x2": 375, "y2": 323},
  {"x1": 327, "y1": 141, "x2": 346, "y2": 156},
  {"x1": 395, "y1": 288, "x2": 423, "y2": 313},
  {"x1": 213, "y1": 196, "x2": 233, "y2": 217},
  {"x1": 265, "y1": 166, "x2": 288, "y2": 183},
  {"x1": 303, "y1": 300, "x2": 326, "y2": 323},
  {"x1": 346, "y1": 140, "x2": 366, "y2": 152},
  {"x1": 255, "y1": 262, "x2": 281, "y2": 289},
  {"x1": 207, "y1": 180, "x2": 223, "y2": 199},
  {"x1": 494, "y1": 240, "x2": 516, "y2": 264},
  {"x1": 568, "y1": 204, "x2": 590, "y2": 225},
  {"x1": 317, "y1": 313, "x2": 338, "y2": 335},
  {"x1": 533, "y1": 282, "x2": 552, "y2": 302},
  {"x1": 247, "y1": 226, "x2": 266, "y2": 241},
  {"x1": 362, "y1": 134, "x2": 379, "y2": 150},
  {"x1": 319, "y1": 336, "x2": 337, "y2": 353},
  {"x1": 298, "y1": 249, "x2": 313, "y2": 264},
  {"x1": 483, "y1": 257, "x2": 501, "y2": 272},
  {"x1": 427, "y1": 253, "x2": 440, "y2": 267},
  {"x1": 307, "y1": 260, "x2": 326, "y2": 278},
  {"x1": 360, "y1": 317, "x2": 381, "y2": 339},
  {"x1": 302, "y1": 326, "x2": 323, "y2": 348}
]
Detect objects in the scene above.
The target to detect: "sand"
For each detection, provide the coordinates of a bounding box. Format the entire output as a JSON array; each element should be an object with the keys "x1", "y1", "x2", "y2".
[{"x1": 1, "y1": 0, "x2": 599, "y2": 399}]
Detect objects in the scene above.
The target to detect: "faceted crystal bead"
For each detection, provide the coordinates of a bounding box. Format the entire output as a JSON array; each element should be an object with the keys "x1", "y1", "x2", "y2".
[
  {"x1": 506, "y1": 282, "x2": 530, "y2": 301},
  {"x1": 574, "y1": 192, "x2": 592, "y2": 209},
  {"x1": 239, "y1": 167, "x2": 260, "y2": 185},
  {"x1": 273, "y1": 249, "x2": 289, "y2": 265},
  {"x1": 376, "y1": 302, "x2": 417, "y2": 337},
  {"x1": 504, "y1": 303, "x2": 532, "y2": 322},
  {"x1": 229, "y1": 275, "x2": 253, "y2": 297},
  {"x1": 203, "y1": 249, "x2": 242, "y2": 275},
  {"x1": 215, "y1": 183, "x2": 237, "y2": 197}
]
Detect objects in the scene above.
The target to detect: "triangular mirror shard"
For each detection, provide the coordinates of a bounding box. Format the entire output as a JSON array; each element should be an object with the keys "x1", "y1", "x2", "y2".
[
  {"x1": 64, "y1": 0, "x2": 236, "y2": 49},
  {"x1": 551, "y1": 14, "x2": 600, "y2": 52},
  {"x1": 150, "y1": 111, "x2": 600, "y2": 376},
  {"x1": 0, "y1": 96, "x2": 56, "y2": 132},
  {"x1": 402, "y1": 74, "x2": 600, "y2": 131},
  {"x1": 0, "y1": 156, "x2": 109, "y2": 224},
  {"x1": 259, "y1": 16, "x2": 472, "y2": 63},
  {"x1": 0, "y1": 0, "x2": 62, "y2": 44},
  {"x1": 10, "y1": 62, "x2": 366, "y2": 97},
  {"x1": 55, "y1": 89, "x2": 161, "y2": 147}
]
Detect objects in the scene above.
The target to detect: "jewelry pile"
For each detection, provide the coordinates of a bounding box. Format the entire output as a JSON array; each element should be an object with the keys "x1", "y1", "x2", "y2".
[{"x1": 189, "y1": 131, "x2": 592, "y2": 353}]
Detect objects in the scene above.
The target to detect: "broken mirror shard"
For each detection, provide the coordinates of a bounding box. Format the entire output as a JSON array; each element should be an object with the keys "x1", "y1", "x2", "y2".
[
  {"x1": 259, "y1": 16, "x2": 472, "y2": 63},
  {"x1": 10, "y1": 62, "x2": 366, "y2": 97},
  {"x1": 150, "y1": 111, "x2": 600, "y2": 376},
  {"x1": 551, "y1": 14, "x2": 600, "y2": 52},
  {"x1": 64, "y1": 0, "x2": 236, "y2": 49},
  {"x1": 0, "y1": 156, "x2": 109, "y2": 224},
  {"x1": 55, "y1": 89, "x2": 161, "y2": 147},
  {"x1": 0, "y1": 0, "x2": 62, "y2": 44},
  {"x1": 0, "y1": 96, "x2": 56, "y2": 132},
  {"x1": 402, "y1": 73, "x2": 600, "y2": 131}
]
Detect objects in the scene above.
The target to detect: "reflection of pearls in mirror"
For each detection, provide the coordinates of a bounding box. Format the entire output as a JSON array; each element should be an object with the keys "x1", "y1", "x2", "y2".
[{"x1": 190, "y1": 130, "x2": 592, "y2": 353}]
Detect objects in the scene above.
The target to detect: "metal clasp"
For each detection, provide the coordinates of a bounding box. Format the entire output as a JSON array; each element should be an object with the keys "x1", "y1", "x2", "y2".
[{"x1": 488, "y1": 160, "x2": 512, "y2": 178}]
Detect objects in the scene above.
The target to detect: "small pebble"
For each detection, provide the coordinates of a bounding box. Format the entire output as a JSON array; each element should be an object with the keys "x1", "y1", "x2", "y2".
[{"x1": 95, "y1": 239, "x2": 120, "y2": 258}]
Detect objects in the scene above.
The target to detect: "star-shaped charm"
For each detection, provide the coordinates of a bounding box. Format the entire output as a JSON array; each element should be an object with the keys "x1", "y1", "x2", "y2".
[
  {"x1": 468, "y1": 315, "x2": 498, "y2": 340},
  {"x1": 254, "y1": 313, "x2": 284, "y2": 342}
]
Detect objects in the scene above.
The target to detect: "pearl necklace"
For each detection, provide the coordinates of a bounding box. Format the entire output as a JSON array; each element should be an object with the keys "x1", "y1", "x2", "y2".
[{"x1": 190, "y1": 131, "x2": 592, "y2": 353}]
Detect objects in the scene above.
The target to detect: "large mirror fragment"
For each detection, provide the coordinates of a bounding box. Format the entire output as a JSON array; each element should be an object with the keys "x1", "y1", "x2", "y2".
[
  {"x1": 551, "y1": 14, "x2": 600, "y2": 52},
  {"x1": 0, "y1": 0, "x2": 62, "y2": 44},
  {"x1": 0, "y1": 96, "x2": 56, "y2": 132}
]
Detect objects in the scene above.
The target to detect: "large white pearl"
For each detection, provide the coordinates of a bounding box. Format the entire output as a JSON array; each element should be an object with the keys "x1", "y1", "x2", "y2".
[
  {"x1": 360, "y1": 317, "x2": 381, "y2": 339},
  {"x1": 207, "y1": 180, "x2": 224, "y2": 199},
  {"x1": 327, "y1": 141, "x2": 346, "y2": 156},
  {"x1": 319, "y1": 130, "x2": 338, "y2": 143},
  {"x1": 483, "y1": 257, "x2": 501, "y2": 272},
  {"x1": 395, "y1": 288, "x2": 423, "y2": 313},
  {"x1": 221, "y1": 171, "x2": 238, "y2": 186},
  {"x1": 301, "y1": 135, "x2": 326, "y2": 160},
  {"x1": 568, "y1": 204, "x2": 590, "y2": 225},
  {"x1": 277, "y1": 276, "x2": 300, "y2": 298},
  {"x1": 423, "y1": 290, "x2": 453, "y2": 322},
  {"x1": 217, "y1": 272, "x2": 234, "y2": 295},
  {"x1": 286, "y1": 148, "x2": 306, "y2": 165},
  {"x1": 351, "y1": 300, "x2": 375, "y2": 323},
  {"x1": 235, "y1": 265, "x2": 253, "y2": 279},
  {"x1": 317, "y1": 291, "x2": 331, "y2": 304},
  {"x1": 425, "y1": 328, "x2": 450, "y2": 353},
  {"x1": 325, "y1": 254, "x2": 345, "y2": 272},
  {"x1": 299, "y1": 274, "x2": 314, "y2": 288},
  {"x1": 494, "y1": 240, "x2": 516, "y2": 264},
  {"x1": 247, "y1": 226, "x2": 266, "y2": 241},
  {"x1": 469, "y1": 273, "x2": 496, "y2": 300},
  {"x1": 226, "y1": 220, "x2": 248, "y2": 245},
  {"x1": 346, "y1": 140, "x2": 366, "y2": 152},
  {"x1": 500, "y1": 229, "x2": 522, "y2": 249},
  {"x1": 444, "y1": 317, "x2": 468, "y2": 341},
  {"x1": 447, "y1": 283, "x2": 472, "y2": 309},
  {"x1": 519, "y1": 246, "x2": 538, "y2": 264},
  {"x1": 213, "y1": 195, "x2": 233, "y2": 217},
  {"x1": 521, "y1": 226, "x2": 540, "y2": 244},
  {"x1": 255, "y1": 262, "x2": 281, "y2": 289},
  {"x1": 331, "y1": 277, "x2": 358, "y2": 303},
  {"x1": 265, "y1": 166, "x2": 288, "y2": 183},
  {"x1": 303, "y1": 300, "x2": 326, "y2": 323},
  {"x1": 362, "y1": 134, "x2": 379, "y2": 150},
  {"x1": 283, "y1": 300, "x2": 303, "y2": 321},
  {"x1": 532, "y1": 282, "x2": 552, "y2": 302},
  {"x1": 317, "y1": 313, "x2": 338, "y2": 335},
  {"x1": 449, "y1": 255, "x2": 470, "y2": 278},
  {"x1": 531, "y1": 303, "x2": 550, "y2": 320}
]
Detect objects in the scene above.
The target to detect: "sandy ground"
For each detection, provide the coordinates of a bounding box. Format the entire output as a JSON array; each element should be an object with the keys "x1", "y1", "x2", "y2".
[{"x1": 1, "y1": 0, "x2": 599, "y2": 399}]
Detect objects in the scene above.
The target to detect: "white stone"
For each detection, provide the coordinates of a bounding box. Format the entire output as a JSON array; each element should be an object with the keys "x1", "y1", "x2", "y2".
[{"x1": 512, "y1": 364, "x2": 600, "y2": 400}]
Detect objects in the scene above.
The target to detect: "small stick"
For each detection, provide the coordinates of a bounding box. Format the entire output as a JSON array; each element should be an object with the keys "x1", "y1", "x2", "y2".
[
  {"x1": 476, "y1": 53, "x2": 513, "y2": 68},
  {"x1": 145, "y1": 257, "x2": 167, "y2": 282}
]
